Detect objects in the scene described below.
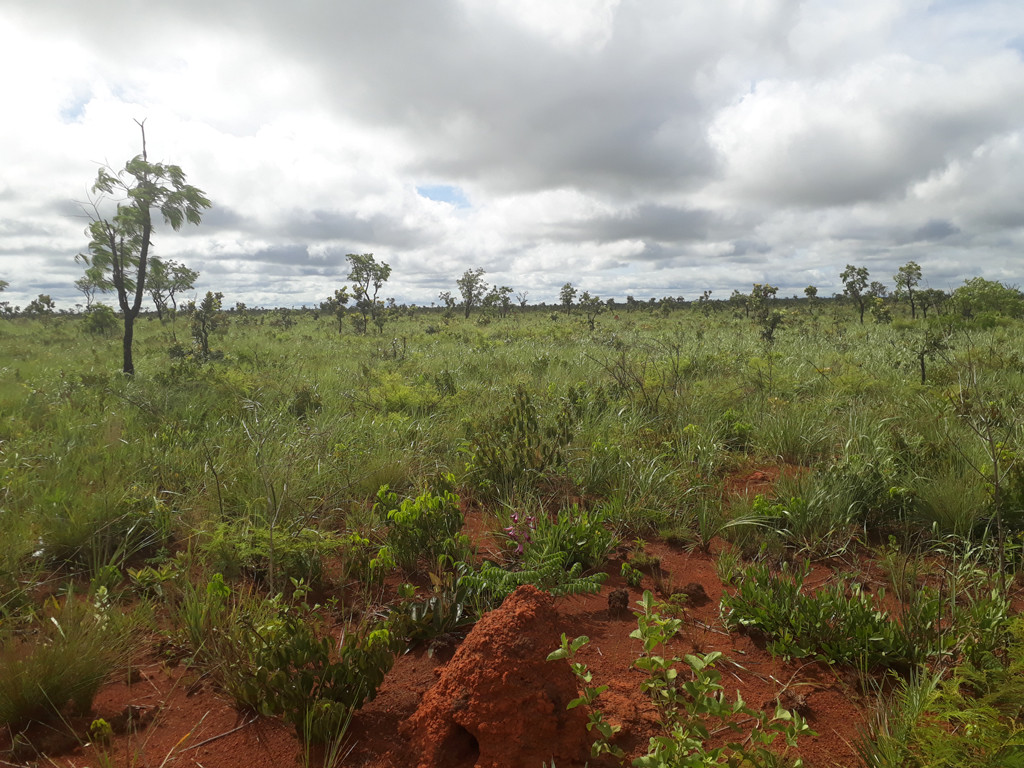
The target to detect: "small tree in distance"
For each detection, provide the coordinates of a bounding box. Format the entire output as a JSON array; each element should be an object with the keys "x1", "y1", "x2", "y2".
[
  {"x1": 26, "y1": 294, "x2": 56, "y2": 318},
  {"x1": 322, "y1": 287, "x2": 350, "y2": 333},
  {"x1": 457, "y1": 267, "x2": 488, "y2": 318},
  {"x1": 484, "y1": 285, "x2": 514, "y2": 318},
  {"x1": 347, "y1": 253, "x2": 391, "y2": 334},
  {"x1": 77, "y1": 120, "x2": 211, "y2": 375},
  {"x1": 894, "y1": 261, "x2": 923, "y2": 319},
  {"x1": 189, "y1": 291, "x2": 224, "y2": 358},
  {"x1": 579, "y1": 291, "x2": 604, "y2": 330},
  {"x1": 918, "y1": 287, "x2": 947, "y2": 319},
  {"x1": 559, "y1": 282, "x2": 577, "y2": 314},
  {"x1": 148, "y1": 258, "x2": 199, "y2": 321},
  {"x1": 74, "y1": 271, "x2": 104, "y2": 310},
  {"x1": 840, "y1": 264, "x2": 870, "y2": 324}
]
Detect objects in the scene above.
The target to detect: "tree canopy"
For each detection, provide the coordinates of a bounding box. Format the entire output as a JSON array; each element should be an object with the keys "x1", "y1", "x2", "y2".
[{"x1": 77, "y1": 121, "x2": 210, "y2": 374}]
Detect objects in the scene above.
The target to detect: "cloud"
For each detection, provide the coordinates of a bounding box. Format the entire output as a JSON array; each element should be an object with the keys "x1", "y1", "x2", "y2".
[{"x1": 0, "y1": 0, "x2": 1023, "y2": 309}]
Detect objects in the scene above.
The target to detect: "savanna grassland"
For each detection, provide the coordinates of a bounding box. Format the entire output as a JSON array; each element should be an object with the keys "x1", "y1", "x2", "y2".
[{"x1": 3, "y1": 297, "x2": 1024, "y2": 768}]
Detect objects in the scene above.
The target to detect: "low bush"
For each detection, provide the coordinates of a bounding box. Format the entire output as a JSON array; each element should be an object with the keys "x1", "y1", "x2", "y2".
[
  {"x1": 372, "y1": 474, "x2": 469, "y2": 576},
  {"x1": 173, "y1": 575, "x2": 401, "y2": 742}
]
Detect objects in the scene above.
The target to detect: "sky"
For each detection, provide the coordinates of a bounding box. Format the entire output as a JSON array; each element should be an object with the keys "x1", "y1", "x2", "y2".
[{"x1": 2, "y1": 0, "x2": 1024, "y2": 310}]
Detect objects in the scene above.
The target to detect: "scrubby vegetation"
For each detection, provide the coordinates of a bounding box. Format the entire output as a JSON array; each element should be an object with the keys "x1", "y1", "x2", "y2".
[{"x1": 2, "y1": 287, "x2": 1024, "y2": 766}]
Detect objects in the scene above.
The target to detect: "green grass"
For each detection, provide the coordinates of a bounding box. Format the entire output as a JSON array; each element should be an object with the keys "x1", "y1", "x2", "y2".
[{"x1": 2, "y1": 299, "x2": 1024, "y2": 757}]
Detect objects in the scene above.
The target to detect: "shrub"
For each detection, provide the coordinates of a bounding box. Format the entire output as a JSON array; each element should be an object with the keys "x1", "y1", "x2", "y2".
[
  {"x1": 466, "y1": 386, "x2": 574, "y2": 495},
  {"x1": 173, "y1": 575, "x2": 401, "y2": 742},
  {"x1": 200, "y1": 522, "x2": 338, "y2": 588},
  {"x1": 372, "y1": 474, "x2": 469, "y2": 576},
  {"x1": 508, "y1": 504, "x2": 616, "y2": 571},
  {"x1": 722, "y1": 558, "x2": 1009, "y2": 672}
]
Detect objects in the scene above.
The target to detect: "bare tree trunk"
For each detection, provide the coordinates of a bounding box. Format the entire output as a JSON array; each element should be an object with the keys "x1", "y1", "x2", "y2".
[{"x1": 122, "y1": 312, "x2": 136, "y2": 375}]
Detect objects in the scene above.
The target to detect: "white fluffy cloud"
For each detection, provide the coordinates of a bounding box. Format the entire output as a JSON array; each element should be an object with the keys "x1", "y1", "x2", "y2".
[{"x1": 1, "y1": 0, "x2": 1023, "y2": 309}]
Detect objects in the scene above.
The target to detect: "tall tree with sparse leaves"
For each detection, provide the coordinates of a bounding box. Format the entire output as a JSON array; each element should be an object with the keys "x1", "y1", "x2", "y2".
[{"x1": 77, "y1": 121, "x2": 211, "y2": 374}]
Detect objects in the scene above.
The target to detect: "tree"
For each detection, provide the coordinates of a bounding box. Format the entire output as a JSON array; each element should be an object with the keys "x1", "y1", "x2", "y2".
[
  {"x1": 840, "y1": 265, "x2": 870, "y2": 323},
  {"x1": 803, "y1": 285, "x2": 818, "y2": 315},
  {"x1": 729, "y1": 289, "x2": 750, "y2": 317},
  {"x1": 457, "y1": 267, "x2": 487, "y2": 318},
  {"x1": 148, "y1": 258, "x2": 199, "y2": 321},
  {"x1": 346, "y1": 253, "x2": 391, "y2": 333},
  {"x1": 559, "y1": 282, "x2": 577, "y2": 314},
  {"x1": 951, "y1": 277, "x2": 1024, "y2": 319},
  {"x1": 579, "y1": 291, "x2": 604, "y2": 330},
  {"x1": 189, "y1": 291, "x2": 224, "y2": 358},
  {"x1": 749, "y1": 284, "x2": 783, "y2": 342},
  {"x1": 697, "y1": 289, "x2": 714, "y2": 317},
  {"x1": 438, "y1": 290, "x2": 457, "y2": 320},
  {"x1": 84, "y1": 304, "x2": 119, "y2": 336},
  {"x1": 77, "y1": 121, "x2": 211, "y2": 374},
  {"x1": 74, "y1": 270, "x2": 105, "y2": 310},
  {"x1": 484, "y1": 285, "x2": 514, "y2": 318},
  {"x1": 893, "y1": 261, "x2": 922, "y2": 319},
  {"x1": 321, "y1": 287, "x2": 350, "y2": 333},
  {"x1": 515, "y1": 290, "x2": 529, "y2": 308},
  {"x1": 917, "y1": 287, "x2": 947, "y2": 319},
  {"x1": 25, "y1": 294, "x2": 56, "y2": 317},
  {"x1": 0, "y1": 280, "x2": 8, "y2": 292}
]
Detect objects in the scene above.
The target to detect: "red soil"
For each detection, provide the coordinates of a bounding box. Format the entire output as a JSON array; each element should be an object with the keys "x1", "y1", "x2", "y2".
[
  {"x1": 30, "y1": 536, "x2": 867, "y2": 768},
  {"x1": 27, "y1": 471, "x2": 874, "y2": 768}
]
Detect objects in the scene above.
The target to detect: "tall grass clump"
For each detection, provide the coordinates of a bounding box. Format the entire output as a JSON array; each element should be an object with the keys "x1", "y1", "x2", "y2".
[{"x1": 0, "y1": 592, "x2": 135, "y2": 729}]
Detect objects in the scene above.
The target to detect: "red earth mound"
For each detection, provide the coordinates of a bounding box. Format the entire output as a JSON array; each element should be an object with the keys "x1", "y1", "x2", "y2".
[{"x1": 401, "y1": 585, "x2": 590, "y2": 768}]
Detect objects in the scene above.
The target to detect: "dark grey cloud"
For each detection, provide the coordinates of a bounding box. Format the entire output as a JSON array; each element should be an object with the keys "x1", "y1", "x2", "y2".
[
  {"x1": 555, "y1": 203, "x2": 713, "y2": 244},
  {"x1": 906, "y1": 219, "x2": 961, "y2": 243}
]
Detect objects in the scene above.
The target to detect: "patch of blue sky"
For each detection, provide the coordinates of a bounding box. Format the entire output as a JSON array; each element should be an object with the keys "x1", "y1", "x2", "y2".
[
  {"x1": 59, "y1": 94, "x2": 89, "y2": 123},
  {"x1": 416, "y1": 184, "x2": 470, "y2": 209}
]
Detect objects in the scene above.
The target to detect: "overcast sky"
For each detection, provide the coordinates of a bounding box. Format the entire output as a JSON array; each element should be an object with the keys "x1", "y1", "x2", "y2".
[{"x1": 2, "y1": 0, "x2": 1023, "y2": 310}]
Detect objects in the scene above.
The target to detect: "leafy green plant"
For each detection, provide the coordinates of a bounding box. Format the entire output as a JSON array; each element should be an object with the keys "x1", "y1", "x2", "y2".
[
  {"x1": 460, "y1": 551, "x2": 607, "y2": 605},
  {"x1": 173, "y1": 574, "x2": 401, "y2": 742},
  {"x1": 621, "y1": 561, "x2": 644, "y2": 588},
  {"x1": 397, "y1": 559, "x2": 480, "y2": 643},
  {"x1": 858, "y1": 620, "x2": 1024, "y2": 768},
  {"x1": 513, "y1": 504, "x2": 616, "y2": 572},
  {"x1": 200, "y1": 522, "x2": 337, "y2": 588},
  {"x1": 722, "y1": 557, "x2": 1011, "y2": 673},
  {"x1": 372, "y1": 474, "x2": 469, "y2": 575},
  {"x1": 466, "y1": 385, "x2": 574, "y2": 494},
  {"x1": 547, "y1": 634, "x2": 624, "y2": 760},
  {"x1": 127, "y1": 559, "x2": 183, "y2": 601},
  {"x1": 90, "y1": 716, "x2": 114, "y2": 746},
  {"x1": 631, "y1": 590, "x2": 813, "y2": 767},
  {"x1": 722, "y1": 560, "x2": 929, "y2": 670}
]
